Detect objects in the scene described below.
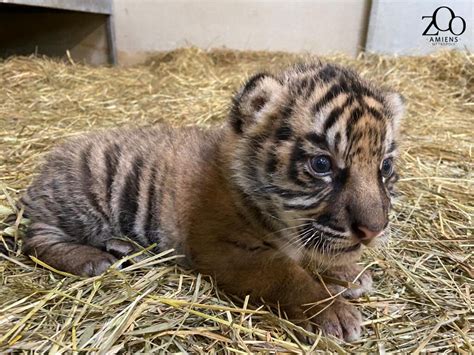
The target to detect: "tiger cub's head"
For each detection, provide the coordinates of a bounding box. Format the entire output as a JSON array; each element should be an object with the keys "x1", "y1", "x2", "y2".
[{"x1": 227, "y1": 62, "x2": 404, "y2": 265}]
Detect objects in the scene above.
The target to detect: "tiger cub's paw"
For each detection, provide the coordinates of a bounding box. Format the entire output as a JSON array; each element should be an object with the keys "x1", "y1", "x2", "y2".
[
  {"x1": 80, "y1": 250, "x2": 118, "y2": 277},
  {"x1": 289, "y1": 300, "x2": 363, "y2": 343},
  {"x1": 312, "y1": 300, "x2": 362, "y2": 342}
]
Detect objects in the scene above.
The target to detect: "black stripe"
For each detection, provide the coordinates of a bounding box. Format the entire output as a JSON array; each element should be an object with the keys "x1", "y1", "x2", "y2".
[
  {"x1": 314, "y1": 214, "x2": 346, "y2": 233},
  {"x1": 250, "y1": 95, "x2": 268, "y2": 112},
  {"x1": 296, "y1": 77, "x2": 309, "y2": 96},
  {"x1": 344, "y1": 131, "x2": 363, "y2": 162},
  {"x1": 367, "y1": 106, "x2": 384, "y2": 121},
  {"x1": 333, "y1": 167, "x2": 349, "y2": 192},
  {"x1": 80, "y1": 145, "x2": 108, "y2": 220},
  {"x1": 288, "y1": 138, "x2": 308, "y2": 186},
  {"x1": 230, "y1": 73, "x2": 270, "y2": 133},
  {"x1": 244, "y1": 131, "x2": 272, "y2": 186},
  {"x1": 230, "y1": 98, "x2": 244, "y2": 134},
  {"x1": 318, "y1": 65, "x2": 339, "y2": 83},
  {"x1": 274, "y1": 122, "x2": 292, "y2": 141},
  {"x1": 387, "y1": 141, "x2": 397, "y2": 153},
  {"x1": 304, "y1": 237, "x2": 361, "y2": 253},
  {"x1": 283, "y1": 201, "x2": 320, "y2": 211},
  {"x1": 280, "y1": 98, "x2": 295, "y2": 120},
  {"x1": 323, "y1": 96, "x2": 354, "y2": 133},
  {"x1": 144, "y1": 165, "x2": 157, "y2": 237},
  {"x1": 104, "y1": 143, "x2": 121, "y2": 208},
  {"x1": 248, "y1": 132, "x2": 271, "y2": 152},
  {"x1": 336, "y1": 69, "x2": 383, "y2": 102},
  {"x1": 334, "y1": 132, "x2": 341, "y2": 153},
  {"x1": 345, "y1": 107, "x2": 364, "y2": 138},
  {"x1": 304, "y1": 78, "x2": 317, "y2": 99},
  {"x1": 145, "y1": 164, "x2": 166, "y2": 241},
  {"x1": 265, "y1": 150, "x2": 279, "y2": 174},
  {"x1": 119, "y1": 157, "x2": 145, "y2": 237},
  {"x1": 237, "y1": 189, "x2": 280, "y2": 232},
  {"x1": 305, "y1": 133, "x2": 328, "y2": 150},
  {"x1": 260, "y1": 185, "x2": 319, "y2": 200},
  {"x1": 311, "y1": 84, "x2": 343, "y2": 116},
  {"x1": 323, "y1": 107, "x2": 344, "y2": 134},
  {"x1": 242, "y1": 73, "x2": 269, "y2": 96},
  {"x1": 52, "y1": 184, "x2": 87, "y2": 240},
  {"x1": 315, "y1": 213, "x2": 331, "y2": 224},
  {"x1": 347, "y1": 79, "x2": 375, "y2": 100}
]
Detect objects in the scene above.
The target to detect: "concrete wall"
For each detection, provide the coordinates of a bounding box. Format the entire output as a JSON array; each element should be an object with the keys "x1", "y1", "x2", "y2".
[{"x1": 113, "y1": 0, "x2": 371, "y2": 65}]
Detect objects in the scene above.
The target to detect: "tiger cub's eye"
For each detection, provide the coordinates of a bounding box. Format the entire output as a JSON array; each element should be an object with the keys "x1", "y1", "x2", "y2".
[
  {"x1": 309, "y1": 155, "x2": 332, "y2": 176},
  {"x1": 381, "y1": 158, "x2": 394, "y2": 178}
]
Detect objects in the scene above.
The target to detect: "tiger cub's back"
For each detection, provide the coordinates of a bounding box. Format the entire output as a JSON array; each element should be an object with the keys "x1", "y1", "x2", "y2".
[{"x1": 22, "y1": 126, "x2": 222, "y2": 261}]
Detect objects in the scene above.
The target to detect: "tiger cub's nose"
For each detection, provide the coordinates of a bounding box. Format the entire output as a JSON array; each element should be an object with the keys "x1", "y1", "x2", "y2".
[{"x1": 355, "y1": 225, "x2": 383, "y2": 244}]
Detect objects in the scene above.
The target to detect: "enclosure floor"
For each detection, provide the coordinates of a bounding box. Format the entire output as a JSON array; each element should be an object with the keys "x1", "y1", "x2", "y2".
[{"x1": 0, "y1": 48, "x2": 472, "y2": 353}]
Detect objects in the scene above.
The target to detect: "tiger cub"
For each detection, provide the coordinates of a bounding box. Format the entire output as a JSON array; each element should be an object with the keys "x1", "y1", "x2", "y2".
[{"x1": 22, "y1": 62, "x2": 404, "y2": 341}]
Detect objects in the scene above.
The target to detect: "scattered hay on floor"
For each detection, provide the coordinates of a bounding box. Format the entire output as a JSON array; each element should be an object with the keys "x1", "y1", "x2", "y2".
[{"x1": 0, "y1": 48, "x2": 472, "y2": 353}]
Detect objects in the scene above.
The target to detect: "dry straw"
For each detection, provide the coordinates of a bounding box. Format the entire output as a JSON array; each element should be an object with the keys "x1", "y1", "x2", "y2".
[{"x1": 0, "y1": 48, "x2": 472, "y2": 353}]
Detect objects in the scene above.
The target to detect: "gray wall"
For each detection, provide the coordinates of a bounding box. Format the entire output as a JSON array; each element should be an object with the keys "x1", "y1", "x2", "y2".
[{"x1": 113, "y1": 0, "x2": 371, "y2": 65}]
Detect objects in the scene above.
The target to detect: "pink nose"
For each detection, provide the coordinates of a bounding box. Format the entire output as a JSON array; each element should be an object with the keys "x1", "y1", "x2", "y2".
[{"x1": 356, "y1": 226, "x2": 383, "y2": 242}]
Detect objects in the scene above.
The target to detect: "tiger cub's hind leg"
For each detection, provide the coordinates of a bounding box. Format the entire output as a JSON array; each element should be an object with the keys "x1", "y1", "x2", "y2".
[{"x1": 24, "y1": 223, "x2": 117, "y2": 277}]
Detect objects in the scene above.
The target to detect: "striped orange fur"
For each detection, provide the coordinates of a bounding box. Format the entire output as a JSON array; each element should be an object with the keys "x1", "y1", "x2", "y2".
[{"x1": 22, "y1": 62, "x2": 404, "y2": 341}]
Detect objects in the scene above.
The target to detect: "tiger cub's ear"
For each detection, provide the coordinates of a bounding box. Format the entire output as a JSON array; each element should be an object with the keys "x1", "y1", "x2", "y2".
[
  {"x1": 229, "y1": 72, "x2": 284, "y2": 134},
  {"x1": 385, "y1": 92, "x2": 405, "y2": 135}
]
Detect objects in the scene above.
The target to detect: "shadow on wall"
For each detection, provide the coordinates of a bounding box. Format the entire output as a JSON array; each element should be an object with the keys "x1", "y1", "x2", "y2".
[{"x1": 0, "y1": 3, "x2": 113, "y2": 65}]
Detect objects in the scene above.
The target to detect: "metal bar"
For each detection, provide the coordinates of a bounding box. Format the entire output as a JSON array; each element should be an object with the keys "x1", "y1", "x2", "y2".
[{"x1": 106, "y1": 14, "x2": 117, "y2": 65}]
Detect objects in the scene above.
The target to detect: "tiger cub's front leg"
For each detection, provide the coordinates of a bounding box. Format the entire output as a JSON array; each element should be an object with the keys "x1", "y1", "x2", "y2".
[{"x1": 193, "y1": 242, "x2": 362, "y2": 341}]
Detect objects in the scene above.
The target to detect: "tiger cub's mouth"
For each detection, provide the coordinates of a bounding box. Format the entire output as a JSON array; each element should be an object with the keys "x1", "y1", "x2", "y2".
[{"x1": 298, "y1": 221, "x2": 389, "y2": 254}]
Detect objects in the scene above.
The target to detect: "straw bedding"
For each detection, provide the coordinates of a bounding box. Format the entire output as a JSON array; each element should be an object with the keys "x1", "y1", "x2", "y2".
[{"x1": 0, "y1": 48, "x2": 472, "y2": 353}]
